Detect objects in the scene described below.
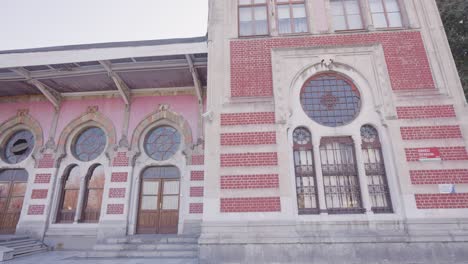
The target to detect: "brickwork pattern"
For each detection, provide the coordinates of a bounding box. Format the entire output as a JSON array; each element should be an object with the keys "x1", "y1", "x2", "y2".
[
  {"x1": 221, "y1": 174, "x2": 279, "y2": 189},
  {"x1": 401, "y1": 126, "x2": 463, "y2": 140},
  {"x1": 111, "y1": 172, "x2": 128, "y2": 182},
  {"x1": 220, "y1": 152, "x2": 278, "y2": 167},
  {"x1": 397, "y1": 105, "x2": 456, "y2": 119},
  {"x1": 34, "y1": 173, "x2": 51, "y2": 184},
  {"x1": 37, "y1": 154, "x2": 54, "y2": 168},
  {"x1": 405, "y1": 147, "x2": 468, "y2": 161},
  {"x1": 220, "y1": 112, "x2": 275, "y2": 126},
  {"x1": 109, "y1": 188, "x2": 126, "y2": 198},
  {"x1": 31, "y1": 189, "x2": 48, "y2": 199},
  {"x1": 191, "y1": 155, "x2": 205, "y2": 165},
  {"x1": 220, "y1": 197, "x2": 281, "y2": 212},
  {"x1": 410, "y1": 170, "x2": 468, "y2": 184},
  {"x1": 113, "y1": 152, "x2": 129, "y2": 167},
  {"x1": 221, "y1": 132, "x2": 276, "y2": 146},
  {"x1": 231, "y1": 31, "x2": 434, "y2": 97},
  {"x1": 27, "y1": 205, "x2": 45, "y2": 215},
  {"x1": 190, "y1": 171, "x2": 204, "y2": 181},
  {"x1": 415, "y1": 194, "x2": 468, "y2": 209},
  {"x1": 107, "y1": 204, "x2": 124, "y2": 214},
  {"x1": 190, "y1": 187, "x2": 204, "y2": 197},
  {"x1": 189, "y1": 203, "x2": 203, "y2": 214}
]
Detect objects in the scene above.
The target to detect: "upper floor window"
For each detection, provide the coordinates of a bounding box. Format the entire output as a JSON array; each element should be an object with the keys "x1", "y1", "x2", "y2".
[
  {"x1": 3, "y1": 130, "x2": 35, "y2": 164},
  {"x1": 369, "y1": 0, "x2": 402, "y2": 28},
  {"x1": 72, "y1": 127, "x2": 106, "y2": 162},
  {"x1": 276, "y1": 0, "x2": 308, "y2": 34},
  {"x1": 144, "y1": 126, "x2": 181, "y2": 161},
  {"x1": 330, "y1": 0, "x2": 364, "y2": 31},
  {"x1": 239, "y1": 0, "x2": 269, "y2": 36}
]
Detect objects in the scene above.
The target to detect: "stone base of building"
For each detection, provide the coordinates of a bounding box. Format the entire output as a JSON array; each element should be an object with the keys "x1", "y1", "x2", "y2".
[{"x1": 199, "y1": 219, "x2": 468, "y2": 264}]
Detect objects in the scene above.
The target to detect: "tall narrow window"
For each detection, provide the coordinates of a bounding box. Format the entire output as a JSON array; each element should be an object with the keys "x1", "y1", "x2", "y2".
[
  {"x1": 276, "y1": 0, "x2": 308, "y2": 34},
  {"x1": 360, "y1": 125, "x2": 392, "y2": 213},
  {"x1": 320, "y1": 137, "x2": 364, "y2": 214},
  {"x1": 293, "y1": 128, "x2": 319, "y2": 214},
  {"x1": 57, "y1": 166, "x2": 80, "y2": 223},
  {"x1": 81, "y1": 165, "x2": 105, "y2": 222},
  {"x1": 330, "y1": 0, "x2": 363, "y2": 31},
  {"x1": 369, "y1": 0, "x2": 402, "y2": 28},
  {"x1": 239, "y1": 0, "x2": 269, "y2": 36}
]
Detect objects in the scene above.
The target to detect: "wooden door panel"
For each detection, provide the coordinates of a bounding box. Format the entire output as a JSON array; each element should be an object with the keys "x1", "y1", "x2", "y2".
[
  {"x1": 137, "y1": 211, "x2": 160, "y2": 234},
  {"x1": 159, "y1": 210, "x2": 178, "y2": 234}
]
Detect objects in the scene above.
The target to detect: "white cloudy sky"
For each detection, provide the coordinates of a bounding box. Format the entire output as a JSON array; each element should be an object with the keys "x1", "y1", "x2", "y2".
[{"x1": 0, "y1": 0, "x2": 208, "y2": 51}]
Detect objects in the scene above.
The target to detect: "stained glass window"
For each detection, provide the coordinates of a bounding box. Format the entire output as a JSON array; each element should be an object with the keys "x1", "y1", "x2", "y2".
[
  {"x1": 73, "y1": 127, "x2": 106, "y2": 162},
  {"x1": 144, "y1": 126, "x2": 181, "y2": 161},
  {"x1": 3, "y1": 130, "x2": 35, "y2": 164},
  {"x1": 300, "y1": 73, "x2": 361, "y2": 127}
]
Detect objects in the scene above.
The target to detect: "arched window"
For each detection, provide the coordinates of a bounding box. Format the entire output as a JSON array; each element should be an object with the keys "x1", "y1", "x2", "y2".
[
  {"x1": 292, "y1": 127, "x2": 319, "y2": 214},
  {"x1": 0, "y1": 170, "x2": 28, "y2": 234},
  {"x1": 3, "y1": 130, "x2": 35, "y2": 164},
  {"x1": 300, "y1": 73, "x2": 361, "y2": 127},
  {"x1": 144, "y1": 126, "x2": 181, "y2": 161},
  {"x1": 81, "y1": 165, "x2": 105, "y2": 223},
  {"x1": 57, "y1": 165, "x2": 81, "y2": 223},
  {"x1": 320, "y1": 137, "x2": 364, "y2": 214},
  {"x1": 361, "y1": 125, "x2": 392, "y2": 213}
]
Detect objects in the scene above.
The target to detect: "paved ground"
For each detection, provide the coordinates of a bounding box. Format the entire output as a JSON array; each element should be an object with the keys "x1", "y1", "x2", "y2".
[{"x1": 4, "y1": 251, "x2": 198, "y2": 264}]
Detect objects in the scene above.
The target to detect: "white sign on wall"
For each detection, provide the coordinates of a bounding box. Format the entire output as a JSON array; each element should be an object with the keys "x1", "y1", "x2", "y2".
[{"x1": 438, "y1": 184, "x2": 456, "y2": 194}]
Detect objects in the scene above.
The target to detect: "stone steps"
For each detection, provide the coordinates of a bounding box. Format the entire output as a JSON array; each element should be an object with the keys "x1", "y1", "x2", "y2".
[
  {"x1": 87, "y1": 234, "x2": 199, "y2": 261},
  {"x1": 0, "y1": 236, "x2": 48, "y2": 261}
]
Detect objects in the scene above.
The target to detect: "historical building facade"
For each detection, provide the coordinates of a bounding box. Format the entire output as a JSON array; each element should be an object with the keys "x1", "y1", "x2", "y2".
[{"x1": 0, "y1": 0, "x2": 467, "y2": 262}]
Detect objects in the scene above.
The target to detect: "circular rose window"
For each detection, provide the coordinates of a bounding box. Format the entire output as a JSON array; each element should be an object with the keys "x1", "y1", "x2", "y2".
[
  {"x1": 144, "y1": 126, "x2": 181, "y2": 161},
  {"x1": 300, "y1": 73, "x2": 361, "y2": 127},
  {"x1": 73, "y1": 127, "x2": 106, "y2": 162},
  {"x1": 3, "y1": 130, "x2": 35, "y2": 164}
]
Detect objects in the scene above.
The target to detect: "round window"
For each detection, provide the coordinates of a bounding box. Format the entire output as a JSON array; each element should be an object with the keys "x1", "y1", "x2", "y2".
[
  {"x1": 3, "y1": 130, "x2": 35, "y2": 164},
  {"x1": 144, "y1": 126, "x2": 181, "y2": 161},
  {"x1": 300, "y1": 73, "x2": 361, "y2": 127},
  {"x1": 72, "y1": 127, "x2": 106, "y2": 162}
]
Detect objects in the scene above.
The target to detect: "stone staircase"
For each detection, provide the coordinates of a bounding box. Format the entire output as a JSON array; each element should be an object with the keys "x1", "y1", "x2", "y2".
[
  {"x1": 0, "y1": 236, "x2": 48, "y2": 261},
  {"x1": 85, "y1": 234, "x2": 199, "y2": 262}
]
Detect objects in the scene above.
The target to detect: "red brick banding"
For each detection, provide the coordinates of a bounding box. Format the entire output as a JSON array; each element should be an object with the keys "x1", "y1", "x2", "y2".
[
  {"x1": 405, "y1": 147, "x2": 468, "y2": 162},
  {"x1": 109, "y1": 188, "x2": 126, "y2": 198},
  {"x1": 221, "y1": 197, "x2": 281, "y2": 212},
  {"x1": 192, "y1": 155, "x2": 205, "y2": 165},
  {"x1": 27, "y1": 205, "x2": 45, "y2": 215},
  {"x1": 415, "y1": 194, "x2": 468, "y2": 209},
  {"x1": 231, "y1": 31, "x2": 434, "y2": 97},
  {"x1": 113, "y1": 152, "x2": 129, "y2": 167},
  {"x1": 37, "y1": 154, "x2": 54, "y2": 168},
  {"x1": 220, "y1": 112, "x2": 275, "y2": 126},
  {"x1": 34, "y1": 173, "x2": 51, "y2": 184},
  {"x1": 31, "y1": 189, "x2": 48, "y2": 199},
  {"x1": 220, "y1": 152, "x2": 278, "y2": 167},
  {"x1": 221, "y1": 132, "x2": 276, "y2": 146},
  {"x1": 401, "y1": 126, "x2": 462, "y2": 140},
  {"x1": 107, "y1": 204, "x2": 124, "y2": 214},
  {"x1": 397, "y1": 105, "x2": 456, "y2": 119},
  {"x1": 189, "y1": 203, "x2": 203, "y2": 214},
  {"x1": 191, "y1": 171, "x2": 204, "y2": 181},
  {"x1": 111, "y1": 172, "x2": 128, "y2": 182},
  {"x1": 410, "y1": 170, "x2": 468, "y2": 184},
  {"x1": 190, "y1": 187, "x2": 204, "y2": 197},
  {"x1": 221, "y1": 174, "x2": 279, "y2": 189}
]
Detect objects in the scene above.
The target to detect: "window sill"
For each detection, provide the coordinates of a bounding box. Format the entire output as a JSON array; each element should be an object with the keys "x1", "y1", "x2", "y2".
[
  {"x1": 238, "y1": 34, "x2": 271, "y2": 39},
  {"x1": 373, "y1": 27, "x2": 406, "y2": 32},
  {"x1": 333, "y1": 29, "x2": 368, "y2": 34}
]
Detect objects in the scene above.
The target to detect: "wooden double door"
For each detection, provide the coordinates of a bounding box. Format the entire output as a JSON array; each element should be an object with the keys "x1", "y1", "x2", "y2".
[
  {"x1": 137, "y1": 166, "x2": 180, "y2": 234},
  {"x1": 0, "y1": 170, "x2": 28, "y2": 234}
]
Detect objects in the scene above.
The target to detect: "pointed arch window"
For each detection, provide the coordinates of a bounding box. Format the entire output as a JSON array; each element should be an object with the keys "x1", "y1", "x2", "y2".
[
  {"x1": 293, "y1": 127, "x2": 319, "y2": 214},
  {"x1": 361, "y1": 125, "x2": 392, "y2": 213},
  {"x1": 57, "y1": 165, "x2": 81, "y2": 223},
  {"x1": 320, "y1": 137, "x2": 364, "y2": 214},
  {"x1": 81, "y1": 165, "x2": 105, "y2": 223}
]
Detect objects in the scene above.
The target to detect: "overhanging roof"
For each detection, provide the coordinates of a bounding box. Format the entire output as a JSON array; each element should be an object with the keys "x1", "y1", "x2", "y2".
[{"x1": 0, "y1": 36, "x2": 208, "y2": 106}]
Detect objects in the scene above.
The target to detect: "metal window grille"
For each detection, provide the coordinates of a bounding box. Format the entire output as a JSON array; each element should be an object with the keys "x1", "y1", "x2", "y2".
[
  {"x1": 320, "y1": 137, "x2": 364, "y2": 214},
  {"x1": 361, "y1": 125, "x2": 393, "y2": 213},
  {"x1": 293, "y1": 127, "x2": 319, "y2": 214},
  {"x1": 144, "y1": 126, "x2": 181, "y2": 161},
  {"x1": 73, "y1": 127, "x2": 106, "y2": 162}
]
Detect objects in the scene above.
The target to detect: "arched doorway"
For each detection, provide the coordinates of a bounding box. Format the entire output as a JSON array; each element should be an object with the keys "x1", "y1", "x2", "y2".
[
  {"x1": 137, "y1": 166, "x2": 180, "y2": 234},
  {"x1": 0, "y1": 169, "x2": 28, "y2": 234}
]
